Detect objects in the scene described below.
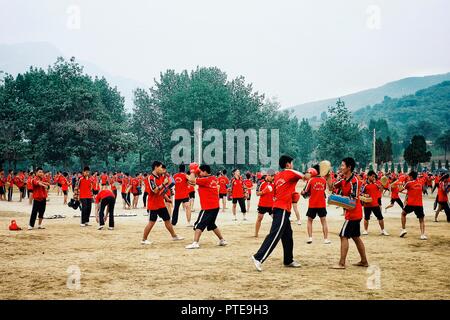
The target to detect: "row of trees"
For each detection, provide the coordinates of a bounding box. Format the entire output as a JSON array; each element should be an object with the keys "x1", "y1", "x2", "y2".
[{"x1": 0, "y1": 57, "x2": 447, "y2": 173}]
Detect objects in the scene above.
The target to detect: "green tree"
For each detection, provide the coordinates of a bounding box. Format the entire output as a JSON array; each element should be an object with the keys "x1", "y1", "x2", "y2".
[
  {"x1": 435, "y1": 129, "x2": 450, "y2": 160},
  {"x1": 431, "y1": 160, "x2": 436, "y2": 172},
  {"x1": 397, "y1": 163, "x2": 402, "y2": 173},
  {"x1": 403, "y1": 162, "x2": 409, "y2": 173},
  {"x1": 296, "y1": 118, "x2": 315, "y2": 165},
  {"x1": 403, "y1": 135, "x2": 432, "y2": 169}
]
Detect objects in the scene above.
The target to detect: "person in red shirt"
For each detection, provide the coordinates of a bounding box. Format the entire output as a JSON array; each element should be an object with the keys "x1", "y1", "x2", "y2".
[
  {"x1": 434, "y1": 173, "x2": 449, "y2": 222},
  {"x1": 432, "y1": 175, "x2": 440, "y2": 194},
  {"x1": 185, "y1": 164, "x2": 227, "y2": 249},
  {"x1": 187, "y1": 182, "x2": 196, "y2": 212},
  {"x1": 28, "y1": 167, "x2": 50, "y2": 230},
  {"x1": 14, "y1": 170, "x2": 26, "y2": 202},
  {"x1": 302, "y1": 165, "x2": 330, "y2": 244},
  {"x1": 26, "y1": 171, "x2": 34, "y2": 204},
  {"x1": 120, "y1": 173, "x2": 131, "y2": 209},
  {"x1": 109, "y1": 172, "x2": 118, "y2": 201},
  {"x1": 327, "y1": 157, "x2": 368, "y2": 269},
  {"x1": 75, "y1": 166, "x2": 94, "y2": 227},
  {"x1": 361, "y1": 171, "x2": 389, "y2": 236},
  {"x1": 100, "y1": 172, "x2": 109, "y2": 188},
  {"x1": 94, "y1": 188, "x2": 116, "y2": 230},
  {"x1": 0, "y1": 169, "x2": 5, "y2": 201},
  {"x1": 231, "y1": 169, "x2": 247, "y2": 221},
  {"x1": 254, "y1": 170, "x2": 275, "y2": 238},
  {"x1": 59, "y1": 172, "x2": 70, "y2": 205},
  {"x1": 161, "y1": 166, "x2": 173, "y2": 214},
  {"x1": 385, "y1": 178, "x2": 404, "y2": 212},
  {"x1": 244, "y1": 172, "x2": 254, "y2": 214},
  {"x1": 172, "y1": 164, "x2": 192, "y2": 226},
  {"x1": 130, "y1": 173, "x2": 140, "y2": 209},
  {"x1": 218, "y1": 169, "x2": 230, "y2": 212},
  {"x1": 252, "y1": 155, "x2": 304, "y2": 272},
  {"x1": 91, "y1": 172, "x2": 100, "y2": 197},
  {"x1": 398, "y1": 171, "x2": 427, "y2": 240},
  {"x1": 141, "y1": 161, "x2": 184, "y2": 245},
  {"x1": 6, "y1": 170, "x2": 14, "y2": 202}
]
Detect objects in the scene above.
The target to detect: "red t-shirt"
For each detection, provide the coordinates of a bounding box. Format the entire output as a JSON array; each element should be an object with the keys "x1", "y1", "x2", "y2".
[
  {"x1": 273, "y1": 169, "x2": 304, "y2": 211},
  {"x1": 258, "y1": 181, "x2": 274, "y2": 207},
  {"x1": 231, "y1": 178, "x2": 245, "y2": 198},
  {"x1": 196, "y1": 175, "x2": 219, "y2": 210},
  {"x1": 437, "y1": 181, "x2": 448, "y2": 202},
  {"x1": 131, "y1": 178, "x2": 139, "y2": 194},
  {"x1": 390, "y1": 181, "x2": 401, "y2": 199},
  {"x1": 95, "y1": 189, "x2": 115, "y2": 203},
  {"x1": 26, "y1": 176, "x2": 33, "y2": 190},
  {"x1": 91, "y1": 176, "x2": 100, "y2": 191},
  {"x1": 32, "y1": 177, "x2": 48, "y2": 201},
  {"x1": 304, "y1": 176, "x2": 327, "y2": 208},
  {"x1": 147, "y1": 174, "x2": 166, "y2": 210},
  {"x1": 59, "y1": 176, "x2": 69, "y2": 191},
  {"x1": 244, "y1": 179, "x2": 253, "y2": 190},
  {"x1": 100, "y1": 174, "x2": 109, "y2": 185},
  {"x1": 218, "y1": 176, "x2": 229, "y2": 194},
  {"x1": 110, "y1": 176, "x2": 117, "y2": 191},
  {"x1": 14, "y1": 173, "x2": 25, "y2": 188},
  {"x1": 334, "y1": 174, "x2": 363, "y2": 221},
  {"x1": 361, "y1": 183, "x2": 380, "y2": 207},
  {"x1": 78, "y1": 177, "x2": 93, "y2": 199},
  {"x1": 405, "y1": 180, "x2": 423, "y2": 206},
  {"x1": 143, "y1": 176, "x2": 150, "y2": 193},
  {"x1": 121, "y1": 177, "x2": 129, "y2": 193},
  {"x1": 173, "y1": 172, "x2": 189, "y2": 200},
  {"x1": 6, "y1": 174, "x2": 13, "y2": 188}
]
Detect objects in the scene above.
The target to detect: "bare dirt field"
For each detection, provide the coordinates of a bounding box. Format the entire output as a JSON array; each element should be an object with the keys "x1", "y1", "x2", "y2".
[{"x1": 0, "y1": 185, "x2": 449, "y2": 300}]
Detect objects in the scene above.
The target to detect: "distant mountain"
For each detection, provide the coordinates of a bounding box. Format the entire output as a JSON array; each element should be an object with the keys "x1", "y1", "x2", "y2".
[
  {"x1": 354, "y1": 81, "x2": 450, "y2": 136},
  {"x1": 287, "y1": 72, "x2": 450, "y2": 119},
  {"x1": 0, "y1": 42, "x2": 146, "y2": 111}
]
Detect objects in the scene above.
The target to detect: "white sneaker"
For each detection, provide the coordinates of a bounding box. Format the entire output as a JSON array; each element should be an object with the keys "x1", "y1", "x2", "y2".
[
  {"x1": 420, "y1": 234, "x2": 428, "y2": 240},
  {"x1": 285, "y1": 260, "x2": 301, "y2": 268},
  {"x1": 324, "y1": 239, "x2": 331, "y2": 244},
  {"x1": 185, "y1": 242, "x2": 200, "y2": 249},
  {"x1": 251, "y1": 256, "x2": 262, "y2": 272},
  {"x1": 297, "y1": 220, "x2": 302, "y2": 225},
  {"x1": 381, "y1": 230, "x2": 390, "y2": 236},
  {"x1": 307, "y1": 237, "x2": 313, "y2": 244},
  {"x1": 400, "y1": 229, "x2": 407, "y2": 238},
  {"x1": 362, "y1": 230, "x2": 369, "y2": 235},
  {"x1": 98, "y1": 225, "x2": 104, "y2": 230},
  {"x1": 27, "y1": 226, "x2": 33, "y2": 230},
  {"x1": 108, "y1": 227, "x2": 114, "y2": 230},
  {"x1": 37, "y1": 225, "x2": 45, "y2": 229},
  {"x1": 172, "y1": 235, "x2": 184, "y2": 241},
  {"x1": 218, "y1": 239, "x2": 228, "y2": 246},
  {"x1": 84, "y1": 223, "x2": 91, "y2": 226},
  {"x1": 141, "y1": 240, "x2": 152, "y2": 245},
  {"x1": 80, "y1": 224, "x2": 87, "y2": 227}
]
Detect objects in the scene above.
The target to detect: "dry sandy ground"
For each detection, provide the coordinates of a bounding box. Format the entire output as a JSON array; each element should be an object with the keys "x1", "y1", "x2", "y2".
[{"x1": 0, "y1": 185, "x2": 449, "y2": 300}]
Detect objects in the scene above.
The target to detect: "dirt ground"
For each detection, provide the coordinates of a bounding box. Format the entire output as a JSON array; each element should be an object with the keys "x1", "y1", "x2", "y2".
[{"x1": 0, "y1": 184, "x2": 449, "y2": 300}]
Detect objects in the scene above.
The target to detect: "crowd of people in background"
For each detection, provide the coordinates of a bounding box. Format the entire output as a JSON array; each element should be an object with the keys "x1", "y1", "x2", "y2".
[{"x1": 1, "y1": 157, "x2": 449, "y2": 271}]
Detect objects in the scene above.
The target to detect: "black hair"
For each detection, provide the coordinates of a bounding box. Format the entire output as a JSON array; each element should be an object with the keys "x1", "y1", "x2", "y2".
[
  {"x1": 367, "y1": 170, "x2": 376, "y2": 177},
  {"x1": 36, "y1": 167, "x2": 43, "y2": 171},
  {"x1": 199, "y1": 164, "x2": 211, "y2": 174},
  {"x1": 83, "y1": 166, "x2": 90, "y2": 172},
  {"x1": 279, "y1": 155, "x2": 294, "y2": 169},
  {"x1": 222, "y1": 169, "x2": 227, "y2": 175},
  {"x1": 152, "y1": 161, "x2": 163, "y2": 170},
  {"x1": 342, "y1": 157, "x2": 356, "y2": 172},
  {"x1": 179, "y1": 164, "x2": 186, "y2": 173},
  {"x1": 312, "y1": 164, "x2": 320, "y2": 173},
  {"x1": 409, "y1": 171, "x2": 418, "y2": 180},
  {"x1": 246, "y1": 172, "x2": 251, "y2": 179}
]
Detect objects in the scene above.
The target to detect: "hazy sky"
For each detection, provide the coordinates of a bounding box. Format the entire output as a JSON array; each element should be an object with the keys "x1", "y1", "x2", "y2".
[{"x1": 1, "y1": 0, "x2": 450, "y2": 107}]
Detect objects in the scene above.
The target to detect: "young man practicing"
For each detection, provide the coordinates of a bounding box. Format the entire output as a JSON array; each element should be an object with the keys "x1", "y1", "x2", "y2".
[
  {"x1": 28, "y1": 168, "x2": 50, "y2": 230},
  {"x1": 218, "y1": 170, "x2": 229, "y2": 212},
  {"x1": 302, "y1": 166, "x2": 331, "y2": 244},
  {"x1": 141, "y1": 161, "x2": 184, "y2": 245},
  {"x1": 361, "y1": 171, "x2": 390, "y2": 236},
  {"x1": 95, "y1": 188, "x2": 116, "y2": 230},
  {"x1": 398, "y1": 171, "x2": 427, "y2": 240},
  {"x1": 231, "y1": 169, "x2": 247, "y2": 221},
  {"x1": 172, "y1": 164, "x2": 192, "y2": 226},
  {"x1": 75, "y1": 166, "x2": 93, "y2": 227},
  {"x1": 254, "y1": 170, "x2": 275, "y2": 238},
  {"x1": 327, "y1": 157, "x2": 369, "y2": 269},
  {"x1": 252, "y1": 155, "x2": 303, "y2": 272},
  {"x1": 185, "y1": 164, "x2": 227, "y2": 249}
]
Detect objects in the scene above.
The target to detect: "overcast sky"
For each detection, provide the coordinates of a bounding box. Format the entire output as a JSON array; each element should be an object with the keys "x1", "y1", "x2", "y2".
[{"x1": 1, "y1": 0, "x2": 449, "y2": 107}]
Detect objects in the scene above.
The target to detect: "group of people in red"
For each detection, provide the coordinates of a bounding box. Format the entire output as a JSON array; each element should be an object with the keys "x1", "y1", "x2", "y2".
[{"x1": 1, "y1": 155, "x2": 449, "y2": 271}]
